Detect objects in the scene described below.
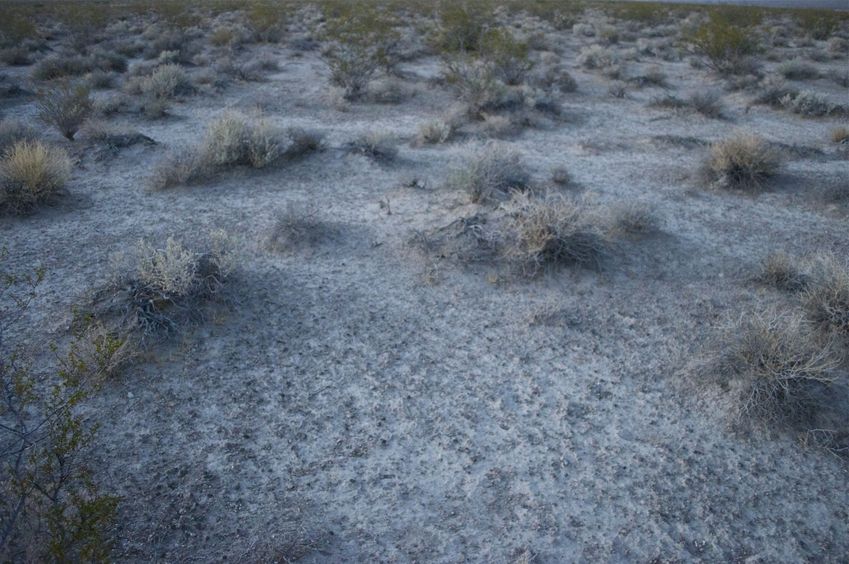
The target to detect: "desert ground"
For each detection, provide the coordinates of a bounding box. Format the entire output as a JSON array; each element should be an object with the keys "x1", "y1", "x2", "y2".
[{"x1": 1, "y1": 1, "x2": 848, "y2": 562}]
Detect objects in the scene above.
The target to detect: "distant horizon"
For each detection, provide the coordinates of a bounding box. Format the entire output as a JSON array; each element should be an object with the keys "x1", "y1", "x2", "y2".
[{"x1": 613, "y1": 0, "x2": 848, "y2": 9}]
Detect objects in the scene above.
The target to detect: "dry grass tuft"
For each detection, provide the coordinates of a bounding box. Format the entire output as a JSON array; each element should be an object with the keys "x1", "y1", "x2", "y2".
[
  {"x1": 715, "y1": 309, "x2": 841, "y2": 425},
  {"x1": 756, "y1": 252, "x2": 808, "y2": 292},
  {"x1": 702, "y1": 133, "x2": 781, "y2": 191},
  {"x1": 0, "y1": 141, "x2": 71, "y2": 213},
  {"x1": 831, "y1": 126, "x2": 849, "y2": 144},
  {"x1": 803, "y1": 253, "x2": 849, "y2": 342},
  {"x1": 37, "y1": 81, "x2": 92, "y2": 140},
  {"x1": 504, "y1": 192, "x2": 611, "y2": 275},
  {"x1": 447, "y1": 144, "x2": 530, "y2": 203}
]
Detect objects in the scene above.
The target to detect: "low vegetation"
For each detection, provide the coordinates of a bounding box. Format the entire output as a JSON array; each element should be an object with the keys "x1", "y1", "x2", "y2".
[
  {"x1": 702, "y1": 133, "x2": 781, "y2": 191},
  {"x1": 37, "y1": 82, "x2": 92, "y2": 140},
  {"x1": 446, "y1": 144, "x2": 530, "y2": 203},
  {"x1": 0, "y1": 141, "x2": 71, "y2": 214}
]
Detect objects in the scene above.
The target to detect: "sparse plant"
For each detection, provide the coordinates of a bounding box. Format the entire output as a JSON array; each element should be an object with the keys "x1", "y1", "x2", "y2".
[
  {"x1": 831, "y1": 126, "x2": 849, "y2": 144},
  {"x1": 714, "y1": 309, "x2": 841, "y2": 425},
  {"x1": 91, "y1": 233, "x2": 235, "y2": 338},
  {"x1": 350, "y1": 131, "x2": 398, "y2": 161},
  {"x1": 139, "y1": 63, "x2": 192, "y2": 100},
  {"x1": 432, "y1": 2, "x2": 489, "y2": 53},
  {"x1": 447, "y1": 143, "x2": 530, "y2": 203},
  {"x1": 1, "y1": 141, "x2": 71, "y2": 214},
  {"x1": 779, "y1": 90, "x2": 842, "y2": 117},
  {"x1": 702, "y1": 133, "x2": 781, "y2": 191},
  {"x1": 777, "y1": 59, "x2": 819, "y2": 81},
  {"x1": 37, "y1": 82, "x2": 92, "y2": 140},
  {"x1": 577, "y1": 44, "x2": 618, "y2": 70},
  {"x1": 504, "y1": 191, "x2": 610, "y2": 275},
  {"x1": 756, "y1": 252, "x2": 808, "y2": 292},
  {"x1": 608, "y1": 82, "x2": 627, "y2": 98},
  {"x1": 551, "y1": 166, "x2": 571, "y2": 186},
  {"x1": 803, "y1": 253, "x2": 849, "y2": 342},
  {"x1": 0, "y1": 119, "x2": 38, "y2": 153},
  {"x1": 267, "y1": 203, "x2": 332, "y2": 253},
  {"x1": 416, "y1": 119, "x2": 453, "y2": 145},
  {"x1": 1, "y1": 259, "x2": 123, "y2": 562},
  {"x1": 610, "y1": 202, "x2": 661, "y2": 235},
  {"x1": 323, "y1": 45, "x2": 379, "y2": 101},
  {"x1": 479, "y1": 28, "x2": 532, "y2": 85},
  {"x1": 442, "y1": 58, "x2": 507, "y2": 118},
  {"x1": 685, "y1": 12, "x2": 760, "y2": 74},
  {"x1": 688, "y1": 90, "x2": 724, "y2": 118}
]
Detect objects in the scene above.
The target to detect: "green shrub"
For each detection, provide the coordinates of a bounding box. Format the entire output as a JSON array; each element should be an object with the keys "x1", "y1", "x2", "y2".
[
  {"x1": 479, "y1": 28, "x2": 532, "y2": 85},
  {"x1": 432, "y1": 1, "x2": 490, "y2": 53},
  {"x1": 685, "y1": 13, "x2": 760, "y2": 74}
]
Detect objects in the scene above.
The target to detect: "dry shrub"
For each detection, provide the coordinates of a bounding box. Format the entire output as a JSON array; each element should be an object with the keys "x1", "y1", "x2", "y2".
[
  {"x1": 756, "y1": 252, "x2": 808, "y2": 292},
  {"x1": 0, "y1": 119, "x2": 38, "y2": 153},
  {"x1": 93, "y1": 232, "x2": 235, "y2": 338},
  {"x1": 149, "y1": 147, "x2": 211, "y2": 190},
  {"x1": 442, "y1": 58, "x2": 508, "y2": 118},
  {"x1": 416, "y1": 119, "x2": 453, "y2": 145},
  {"x1": 609, "y1": 201, "x2": 661, "y2": 235},
  {"x1": 702, "y1": 133, "x2": 781, "y2": 191},
  {"x1": 504, "y1": 192, "x2": 610, "y2": 275},
  {"x1": 577, "y1": 45, "x2": 618, "y2": 69},
  {"x1": 803, "y1": 253, "x2": 849, "y2": 342},
  {"x1": 267, "y1": 204, "x2": 333, "y2": 253},
  {"x1": 777, "y1": 59, "x2": 820, "y2": 81},
  {"x1": 831, "y1": 126, "x2": 849, "y2": 144},
  {"x1": 779, "y1": 90, "x2": 843, "y2": 117},
  {"x1": 323, "y1": 45, "x2": 379, "y2": 101},
  {"x1": 0, "y1": 141, "x2": 71, "y2": 213},
  {"x1": 139, "y1": 63, "x2": 193, "y2": 99},
  {"x1": 715, "y1": 309, "x2": 841, "y2": 425},
  {"x1": 350, "y1": 131, "x2": 398, "y2": 161},
  {"x1": 37, "y1": 81, "x2": 92, "y2": 140},
  {"x1": 447, "y1": 143, "x2": 530, "y2": 203}
]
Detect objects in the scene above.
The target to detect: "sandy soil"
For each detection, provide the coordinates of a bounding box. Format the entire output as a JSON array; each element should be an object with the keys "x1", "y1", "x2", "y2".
[{"x1": 2, "y1": 6, "x2": 849, "y2": 563}]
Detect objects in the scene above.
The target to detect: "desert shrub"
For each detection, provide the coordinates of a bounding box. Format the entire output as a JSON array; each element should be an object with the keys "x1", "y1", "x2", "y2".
[
  {"x1": 608, "y1": 82, "x2": 627, "y2": 98},
  {"x1": 777, "y1": 59, "x2": 819, "y2": 81},
  {"x1": 267, "y1": 203, "x2": 332, "y2": 253},
  {"x1": 350, "y1": 131, "x2": 398, "y2": 161},
  {"x1": 752, "y1": 79, "x2": 798, "y2": 107},
  {"x1": 0, "y1": 141, "x2": 71, "y2": 214},
  {"x1": 151, "y1": 116, "x2": 312, "y2": 189},
  {"x1": 685, "y1": 12, "x2": 760, "y2": 74},
  {"x1": 628, "y1": 65, "x2": 667, "y2": 88},
  {"x1": 479, "y1": 28, "x2": 532, "y2": 85},
  {"x1": 323, "y1": 45, "x2": 379, "y2": 101},
  {"x1": 37, "y1": 81, "x2": 92, "y2": 141},
  {"x1": 714, "y1": 309, "x2": 841, "y2": 425},
  {"x1": 550, "y1": 166, "x2": 571, "y2": 186},
  {"x1": 87, "y1": 70, "x2": 117, "y2": 90},
  {"x1": 504, "y1": 192, "x2": 610, "y2": 275},
  {"x1": 577, "y1": 44, "x2": 618, "y2": 69},
  {"x1": 1, "y1": 262, "x2": 123, "y2": 563},
  {"x1": 803, "y1": 253, "x2": 849, "y2": 342},
  {"x1": 247, "y1": 2, "x2": 288, "y2": 42},
  {"x1": 827, "y1": 37, "x2": 848, "y2": 55},
  {"x1": 532, "y1": 64, "x2": 578, "y2": 93},
  {"x1": 0, "y1": 46, "x2": 30, "y2": 66},
  {"x1": 432, "y1": 1, "x2": 490, "y2": 53},
  {"x1": 202, "y1": 114, "x2": 286, "y2": 168},
  {"x1": 797, "y1": 11, "x2": 839, "y2": 40},
  {"x1": 650, "y1": 91, "x2": 724, "y2": 118},
  {"x1": 779, "y1": 91, "x2": 842, "y2": 117},
  {"x1": 447, "y1": 143, "x2": 530, "y2": 203},
  {"x1": 0, "y1": 119, "x2": 38, "y2": 153},
  {"x1": 210, "y1": 26, "x2": 238, "y2": 47},
  {"x1": 688, "y1": 90, "x2": 724, "y2": 118},
  {"x1": 831, "y1": 126, "x2": 849, "y2": 144},
  {"x1": 702, "y1": 133, "x2": 781, "y2": 191},
  {"x1": 31, "y1": 55, "x2": 90, "y2": 81},
  {"x1": 756, "y1": 252, "x2": 808, "y2": 292},
  {"x1": 92, "y1": 233, "x2": 235, "y2": 337},
  {"x1": 609, "y1": 202, "x2": 661, "y2": 235},
  {"x1": 442, "y1": 58, "x2": 507, "y2": 118},
  {"x1": 416, "y1": 119, "x2": 453, "y2": 145},
  {"x1": 139, "y1": 63, "x2": 193, "y2": 100},
  {"x1": 149, "y1": 148, "x2": 211, "y2": 190}
]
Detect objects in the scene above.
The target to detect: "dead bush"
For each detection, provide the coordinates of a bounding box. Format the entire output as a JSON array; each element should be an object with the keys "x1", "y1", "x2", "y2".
[
  {"x1": 37, "y1": 81, "x2": 92, "y2": 140},
  {"x1": 446, "y1": 143, "x2": 530, "y2": 203},
  {"x1": 803, "y1": 253, "x2": 849, "y2": 342},
  {"x1": 756, "y1": 252, "x2": 808, "y2": 292},
  {"x1": 714, "y1": 309, "x2": 841, "y2": 425},
  {"x1": 350, "y1": 131, "x2": 398, "y2": 161},
  {"x1": 92, "y1": 232, "x2": 235, "y2": 338},
  {"x1": 702, "y1": 133, "x2": 781, "y2": 191},
  {"x1": 0, "y1": 141, "x2": 71, "y2": 214},
  {"x1": 504, "y1": 192, "x2": 611, "y2": 275},
  {"x1": 416, "y1": 119, "x2": 453, "y2": 145}
]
